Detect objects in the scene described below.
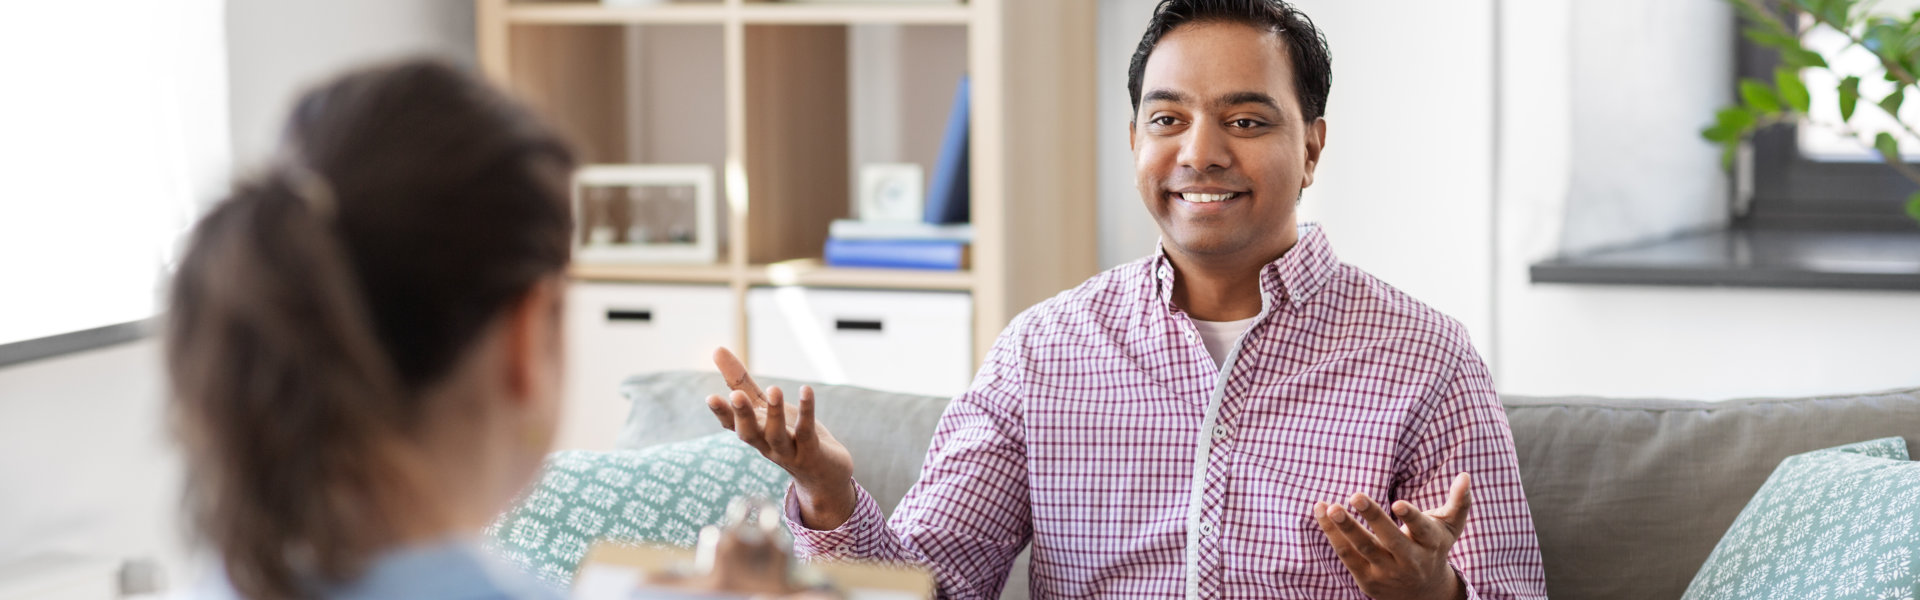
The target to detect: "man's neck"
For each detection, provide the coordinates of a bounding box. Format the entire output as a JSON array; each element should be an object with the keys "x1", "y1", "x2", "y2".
[{"x1": 1166, "y1": 236, "x2": 1297, "y2": 322}]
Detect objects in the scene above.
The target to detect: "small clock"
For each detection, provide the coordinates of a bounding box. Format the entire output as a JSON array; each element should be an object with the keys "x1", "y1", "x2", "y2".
[{"x1": 858, "y1": 163, "x2": 925, "y2": 223}]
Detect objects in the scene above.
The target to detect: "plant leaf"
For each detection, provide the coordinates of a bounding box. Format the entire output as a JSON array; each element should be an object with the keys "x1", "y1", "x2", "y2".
[
  {"x1": 1780, "y1": 47, "x2": 1831, "y2": 69},
  {"x1": 1721, "y1": 140, "x2": 1740, "y2": 172},
  {"x1": 1840, "y1": 75, "x2": 1862, "y2": 121},
  {"x1": 1741, "y1": 79, "x2": 1783, "y2": 113},
  {"x1": 1743, "y1": 27, "x2": 1803, "y2": 50},
  {"x1": 1776, "y1": 69, "x2": 1812, "y2": 113},
  {"x1": 1907, "y1": 191, "x2": 1920, "y2": 223},
  {"x1": 1875, "y1": 131, "x2": 1902, "y2": 162},
  {"x1": 1718, "y1": 106, "x2": 1759, "y2": 132},
  {"x1": 1881, "y1": 88, "x2": 1905, "y2": 116}
]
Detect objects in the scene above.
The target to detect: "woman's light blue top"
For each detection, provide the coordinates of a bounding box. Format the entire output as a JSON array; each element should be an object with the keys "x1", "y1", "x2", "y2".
[{"x1": 194, "y1": 538, "x2": 562, "y2": 600}]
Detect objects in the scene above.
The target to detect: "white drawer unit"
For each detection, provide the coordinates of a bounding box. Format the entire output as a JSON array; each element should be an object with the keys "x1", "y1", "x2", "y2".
[
  {"x1": 746, "y1": 287, "x2": 972, "y2": 398},
  {"x1": 563, "y1": 282, "x2": 736, "y2": 449}
]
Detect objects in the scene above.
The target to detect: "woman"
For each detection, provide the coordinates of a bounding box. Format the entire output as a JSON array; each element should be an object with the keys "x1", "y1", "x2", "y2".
[{"x1": 167, "y1": 59, "x2": 574, "y2": 599}]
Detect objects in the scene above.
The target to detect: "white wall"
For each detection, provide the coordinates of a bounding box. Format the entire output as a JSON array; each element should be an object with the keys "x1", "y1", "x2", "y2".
[
  {"x1": 1098, "y1": 0, "x2": 1920, "y2": 399},
  {"x1": 1496, "y1": 0, "x2": 1920, "y2": 399},
  {"x1": 225, "y1": 0, "x2": 475, "y2": 164},
  {"x1": 0, "y1": 341, "x2": 178, "y2": 583}
]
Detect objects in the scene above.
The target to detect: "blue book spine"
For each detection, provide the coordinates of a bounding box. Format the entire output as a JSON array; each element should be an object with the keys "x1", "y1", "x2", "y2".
[
  {"x1": 924, "y1": 74, "x2": 971, "y2": 224},
  {"x1": 823, "y1": 238, "x2": 968, "y2": 270}
]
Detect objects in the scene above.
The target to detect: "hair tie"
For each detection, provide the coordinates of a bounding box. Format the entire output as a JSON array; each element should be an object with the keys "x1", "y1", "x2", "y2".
[{"x1": 282, "y1": 162, "x2": 338, "y2": 220}]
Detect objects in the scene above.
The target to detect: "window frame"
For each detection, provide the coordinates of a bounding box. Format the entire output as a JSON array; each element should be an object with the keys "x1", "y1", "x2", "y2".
[{"x1": 1738, "y1": 11, "x2": 1920, "y2": 230}]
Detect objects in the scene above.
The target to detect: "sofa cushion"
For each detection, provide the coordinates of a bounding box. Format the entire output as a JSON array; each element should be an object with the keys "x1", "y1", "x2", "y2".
[
  {"x1": 616, "y1": 370, "x2": 954, "y2": 518},
  {"x1": 1504, "y1": 388, "x2": 1920, "y2": 600},
  {"x1": 1680, "y1": 437, "x2": 1918, "y2": 600},
  {"x1": 483, "y1": 433, "x2": 791, "y2": 587}
]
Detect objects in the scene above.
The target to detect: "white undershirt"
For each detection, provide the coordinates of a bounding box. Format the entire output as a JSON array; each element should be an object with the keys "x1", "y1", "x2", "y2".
[{"x1": 1190, "y1": 316, "x2": 1258, "y2": 370}]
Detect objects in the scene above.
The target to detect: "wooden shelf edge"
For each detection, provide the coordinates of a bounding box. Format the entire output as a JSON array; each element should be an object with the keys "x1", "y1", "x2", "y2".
[
  {"x1": 506, "y1": 3, "x2": 730, "y2": 25},
  {"x1": 739, "y1": 3, "x2": 971, "y2": 25},
  {"x1": 503, "y1": 2, "x2": 970, "y2": 26},
  {"x1": 570, "y1": 262, "x2": 736, "y2": 283},
  {"x1": 747, "y1": 261, "x2": 974, "y2": 290}
]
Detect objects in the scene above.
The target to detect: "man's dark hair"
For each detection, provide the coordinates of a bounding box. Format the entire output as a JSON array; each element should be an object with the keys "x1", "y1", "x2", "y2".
[{"x1": 1127, "y1": 0, "x2": 1332, "y2": 123}]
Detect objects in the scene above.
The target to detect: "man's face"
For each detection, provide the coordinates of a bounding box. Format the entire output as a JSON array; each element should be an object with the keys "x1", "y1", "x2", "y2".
[{"x1": 1131, "y1": 21, "x2": 1326, "y2": 263}]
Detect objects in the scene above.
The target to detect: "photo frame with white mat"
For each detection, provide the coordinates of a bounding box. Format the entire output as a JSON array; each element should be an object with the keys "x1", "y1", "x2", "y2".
[{"x1": 573, "y1": 164, "x2": 718, "y2": 265}]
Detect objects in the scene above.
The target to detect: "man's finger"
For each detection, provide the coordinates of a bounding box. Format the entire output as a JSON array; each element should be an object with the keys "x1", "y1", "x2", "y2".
[
  {"x1": 1313, "y1": 502, "x2": 1374, "y2": 572},
  {"x1": 764, "y1": 386, "x2": 792, "y2": 453},
  {"x1": 706, "y1": 394, "x2": 737, "y2": 430},
  {"x1": 794, "y1": 385, "x2": 819, "y2": 445},
  {"x1": 1323, "y1": 501, "x2": 1391, "y2": 564},
  {"x1": 713, "y1": 347, "x2": 768, "y2": 405},
  {"x1": 1437, "y1": 472, "x2": 1472, "y2": 534},
  {"x1": 1392, "y1": 500, "x2": 1454, "y2": 547},
  {"x1": 1351, "y1": 493, "x2": 1413, "y2": 558},
  {"x1": 729, "y1": 390, "x2": 769, "y2": 452}
]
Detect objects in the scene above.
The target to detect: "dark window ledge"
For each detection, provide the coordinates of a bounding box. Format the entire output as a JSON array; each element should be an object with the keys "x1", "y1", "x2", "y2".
[
  {"x1": 0, "y1": 320, "x2": 152, "y2": 369},
  {"x1": 1530, "y1": 225, "x2": 1920, "y2": 292}
]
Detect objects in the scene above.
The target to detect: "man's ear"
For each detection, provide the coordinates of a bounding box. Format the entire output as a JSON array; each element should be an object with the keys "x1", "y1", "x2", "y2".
[
  {"x1": 1128, "y1": 118, "x2": 1137, "y2": 153},
  {"x1": 1301, "y1": 117, "x2": 1327, "y2": 189}
]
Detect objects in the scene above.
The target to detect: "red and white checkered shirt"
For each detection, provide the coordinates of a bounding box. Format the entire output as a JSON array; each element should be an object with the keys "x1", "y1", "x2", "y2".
[{"x1": 786, "y1": 225, "x2": 1547, "y2": 599}]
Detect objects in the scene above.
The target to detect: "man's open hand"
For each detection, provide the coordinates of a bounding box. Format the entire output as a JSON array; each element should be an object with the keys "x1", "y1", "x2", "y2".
[
  {"x1": 1312, "y1": 473, "x2": 1473, "y2": 600},
  {"x1": 704, "y1": 347, "x2": 857, "y2": 529}
]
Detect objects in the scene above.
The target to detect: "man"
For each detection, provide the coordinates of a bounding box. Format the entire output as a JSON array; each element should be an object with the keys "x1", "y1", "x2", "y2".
[{"x1": 705, "y1": 1, "x2": 1548, "y2": 598}]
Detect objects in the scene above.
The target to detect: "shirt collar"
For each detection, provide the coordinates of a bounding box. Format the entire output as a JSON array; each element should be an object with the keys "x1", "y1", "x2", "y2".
[{"x1": 1150, "y1": 223, "x2": 1338, "y2": 311}]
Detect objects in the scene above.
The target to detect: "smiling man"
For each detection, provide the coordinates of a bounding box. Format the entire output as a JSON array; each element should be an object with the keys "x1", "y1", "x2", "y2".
[{"x1": 704, "y1": 1, "x2": 1548, "y2": 598}]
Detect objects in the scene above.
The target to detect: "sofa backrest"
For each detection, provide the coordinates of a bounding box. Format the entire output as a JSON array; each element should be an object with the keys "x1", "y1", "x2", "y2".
[
  {"x1": 619, "y1": 371, "x2": 1920, "y2": 600},
  {"x1": 1505, "y1": 388, "x2": 1920, "y2": 600},
  {"x1": 617, "y1": 371, "x2": 954, "y2": 516}
]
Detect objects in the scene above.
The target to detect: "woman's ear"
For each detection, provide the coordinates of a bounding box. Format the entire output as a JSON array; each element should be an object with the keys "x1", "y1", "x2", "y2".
[{"x1": 501, "y1": 277, "x2": 567, "y2": 409}]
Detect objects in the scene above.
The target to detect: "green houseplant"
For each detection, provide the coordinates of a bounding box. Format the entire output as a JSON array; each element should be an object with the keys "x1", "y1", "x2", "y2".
[{"x1": 1704, "y1": 0, "x2": 1920, "y2": 224}]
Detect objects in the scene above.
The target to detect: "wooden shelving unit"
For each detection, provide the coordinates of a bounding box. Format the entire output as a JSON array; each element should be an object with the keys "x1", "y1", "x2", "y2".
[{"x1": 477, "y1": 0, "x2": 1097, "y2": 366}]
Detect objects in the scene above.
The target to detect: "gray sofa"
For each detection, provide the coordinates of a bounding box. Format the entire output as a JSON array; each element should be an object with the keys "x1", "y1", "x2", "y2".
[{"x1": 615, "y1": 371, "x2": 1920, "y2": 600}]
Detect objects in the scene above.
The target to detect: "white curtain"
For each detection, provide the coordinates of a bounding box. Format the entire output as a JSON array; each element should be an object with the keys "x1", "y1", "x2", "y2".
[{"x1": 0, "y1": 0, "x2": 230, "y2": 345}]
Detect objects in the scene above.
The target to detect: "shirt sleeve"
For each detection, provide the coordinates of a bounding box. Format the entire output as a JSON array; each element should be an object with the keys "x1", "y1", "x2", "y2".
[
  {"x1": 1395, "y1": 350, "x2": 1548, "y2": 600},
  {"x1": 783, "y1": 321, "x2": 1034, "y2": 600}
]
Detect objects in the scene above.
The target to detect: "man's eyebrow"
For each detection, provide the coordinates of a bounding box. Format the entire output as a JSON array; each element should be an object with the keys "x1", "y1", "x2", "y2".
[
  {"x1": 1141, "y1": 88, "x2": 1189, "y2": 105},
  {"x1": 1216, "y1": 91, "x2": 1283, "y2": 114}
]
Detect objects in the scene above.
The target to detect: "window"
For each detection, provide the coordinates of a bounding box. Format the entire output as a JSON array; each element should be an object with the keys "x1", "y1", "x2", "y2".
[
  {"x1": 1741, "y1": 9, "x2": 1920, "y2": 228},
  {"x1": 0, "y1": 0, "x2": 228, "y2": 364}
]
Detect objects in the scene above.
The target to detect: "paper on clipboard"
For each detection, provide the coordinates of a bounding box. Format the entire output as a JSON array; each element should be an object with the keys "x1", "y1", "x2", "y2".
[{"x1": 569, "y1": 542, "x2": 934, "y2": 600}]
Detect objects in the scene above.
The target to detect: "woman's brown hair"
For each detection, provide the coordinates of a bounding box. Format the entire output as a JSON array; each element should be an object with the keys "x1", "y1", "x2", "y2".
[{"x1": 165, "y1": 59, "x2": 574, "y2": 599}]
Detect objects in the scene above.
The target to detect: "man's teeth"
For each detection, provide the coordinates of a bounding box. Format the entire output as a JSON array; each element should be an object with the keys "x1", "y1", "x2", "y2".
[{"x1": 1180, "y1": 192, "x2": 1236, "y2": 203}]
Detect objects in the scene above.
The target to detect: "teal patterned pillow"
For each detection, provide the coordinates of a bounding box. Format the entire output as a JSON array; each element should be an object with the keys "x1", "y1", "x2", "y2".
[
  {"x1": 1683, "y1": 437, "x2": 1919, "y2": 600},
  {"x1": 482, "y1": 433, "x2": 790, "y2": 587}
]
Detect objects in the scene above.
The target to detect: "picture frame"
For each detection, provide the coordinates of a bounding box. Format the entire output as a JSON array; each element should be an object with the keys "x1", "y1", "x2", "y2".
[{"x1": 572, "y1": 164, "x2": 719, "y2": 265}]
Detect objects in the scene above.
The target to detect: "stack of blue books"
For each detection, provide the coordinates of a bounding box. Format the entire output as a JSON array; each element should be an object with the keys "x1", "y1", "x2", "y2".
[{"x1": 825, "y1": 75, "x2": 972, "y2": 271}]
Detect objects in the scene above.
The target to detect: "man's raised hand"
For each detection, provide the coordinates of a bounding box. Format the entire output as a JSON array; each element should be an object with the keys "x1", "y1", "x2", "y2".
[
  {"x1": 1311, "y1": 473, "x2": 1473, "y2": 600},
  {"x1": 704, "y1": 347, "x2": 857, "y2": 529}
]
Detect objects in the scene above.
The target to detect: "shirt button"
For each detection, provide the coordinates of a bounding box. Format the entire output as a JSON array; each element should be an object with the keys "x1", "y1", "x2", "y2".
[
  {"x1": 1197, "y1": 521, "x2": 1215, "y2": 537},
  {"x1": 1211, "y1": 424, "x2": 1231, "y2": 441}
]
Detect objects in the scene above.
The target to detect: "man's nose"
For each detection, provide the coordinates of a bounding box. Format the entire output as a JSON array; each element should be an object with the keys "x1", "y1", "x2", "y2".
[{"x1": 1177, "y1": 122, "x2": 1232, "y2": 173}]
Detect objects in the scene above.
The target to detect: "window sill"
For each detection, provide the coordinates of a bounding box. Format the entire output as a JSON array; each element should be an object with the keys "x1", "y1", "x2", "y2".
[
  {"x1": 1529, "y1": 225, "x2": 1920, "y2": 292},
  {"x1": 0, "y1": 320, "x2": 152, "y2": 369}
]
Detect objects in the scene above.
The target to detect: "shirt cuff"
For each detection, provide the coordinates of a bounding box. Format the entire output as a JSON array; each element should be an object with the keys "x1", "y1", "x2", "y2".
[{"x1": 782, "y1": 479, "x2": 885, "y2": 561}]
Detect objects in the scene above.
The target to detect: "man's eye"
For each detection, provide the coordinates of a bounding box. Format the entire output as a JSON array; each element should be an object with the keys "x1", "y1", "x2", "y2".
[
  {"x1": 1151, "y1": 116, "x2": 1178, "y2": 126},
  {"x1": 1231, "y1": 119, "x2": 1265, "y2": 128}
]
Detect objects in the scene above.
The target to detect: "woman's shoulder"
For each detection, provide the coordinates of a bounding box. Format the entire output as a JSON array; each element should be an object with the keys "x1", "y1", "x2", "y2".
[{"x1": 181, "y1": 539, "x2": 562, "y2": 600}]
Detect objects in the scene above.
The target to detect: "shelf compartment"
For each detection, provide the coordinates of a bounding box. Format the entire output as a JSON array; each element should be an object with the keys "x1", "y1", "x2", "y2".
[{"x1": 748, "y1": 260, "x2": 972, "y2": 290}]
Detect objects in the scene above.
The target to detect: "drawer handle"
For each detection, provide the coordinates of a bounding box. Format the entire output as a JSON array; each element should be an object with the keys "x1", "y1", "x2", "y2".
[
  {"x1": 834, "y1": 319, "x2": 883, "y2": 332},
  {"x1": 606, "y1": 309, "x2": 653, "y2": 323}
]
